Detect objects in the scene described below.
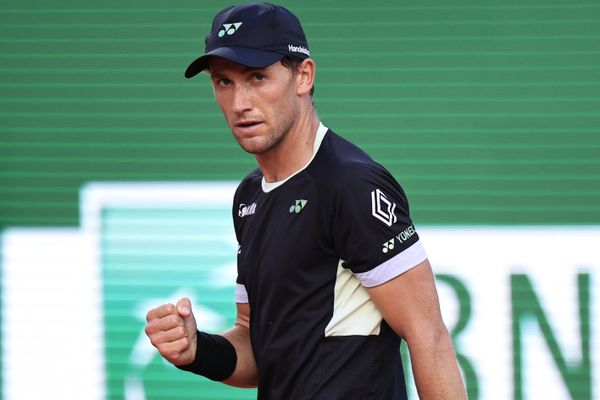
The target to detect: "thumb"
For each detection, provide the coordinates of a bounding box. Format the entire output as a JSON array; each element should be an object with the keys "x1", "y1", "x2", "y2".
[
  {"x1": 176, "y1": 297, "x2": 197, "y2": 338},
  {"x1": 176, "y1": 297, "x2": 193, "y2": 318}
]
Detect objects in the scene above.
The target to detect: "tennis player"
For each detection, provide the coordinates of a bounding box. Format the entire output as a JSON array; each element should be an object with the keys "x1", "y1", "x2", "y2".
[{"x1": 145, "y1": 3, "x2": 467, "y2": 399}]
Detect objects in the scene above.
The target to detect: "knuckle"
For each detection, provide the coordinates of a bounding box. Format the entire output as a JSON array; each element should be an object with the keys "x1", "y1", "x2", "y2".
[
  {"x1": 176, "y1": 337, "x2": 187, "y2": 350},
  {"x1": 149, "y1": 337, "x2": 159, "y2": 348},
  {"x1": 157, "y1": 344, "x2": 168, "y2": 356},
  {"x1": 164, "y1": 303, "x2": 176, "y2": 314},
  {"x1": 170, "y1": 353, "x2": 182, "y2": 363},
  {"x1": 175, "y1": 326, "x2": 186, "y2": 338},
  {"x1": 175, "y1": 337, "x2": 188, "y2": 352},
  {"x1": 147, "y1": 333, "x2": 161, "y2": 347},
  {"x1": 168, "y1": 314, "x2": 181, "y2": 326},
  {"x1": 180, "y1": 336, "x2": 189, "y2": 349},
  {"x1": 159, "y1": 344, "x2": 175, "y2": 358},
  {"x1": 144, "y1": 325, "x2": 152, "y2": 337}
]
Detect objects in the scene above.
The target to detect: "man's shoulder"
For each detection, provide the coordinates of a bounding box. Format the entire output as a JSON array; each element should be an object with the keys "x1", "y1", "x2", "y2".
[
  {"x1": 320, "y1": 129, "x2": 371, "y2": 162},
  {"x1": 234, "y1": 168, "x2": 262, "y2": 197},
  {"x1": 240, "y1": 167, "x2": 263, "y2": 183},
  {"x1": 314, "y1": 129, "x2": 395, "y2": 188}
]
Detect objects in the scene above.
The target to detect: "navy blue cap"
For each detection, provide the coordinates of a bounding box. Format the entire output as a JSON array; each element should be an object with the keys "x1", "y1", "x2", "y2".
[{"x1": 185, "y1": 2, "x2": 310, "y2": 78}]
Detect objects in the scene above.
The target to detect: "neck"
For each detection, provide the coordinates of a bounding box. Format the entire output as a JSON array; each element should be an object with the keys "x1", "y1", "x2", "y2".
[{"x1": 256, "y1": 109, "x2": 320, "y2": 183}]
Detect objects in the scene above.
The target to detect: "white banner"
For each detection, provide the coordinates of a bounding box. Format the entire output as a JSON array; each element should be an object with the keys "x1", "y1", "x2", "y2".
[{"x1": 2, "y1": 182, "x2": 598, "y2": 400}]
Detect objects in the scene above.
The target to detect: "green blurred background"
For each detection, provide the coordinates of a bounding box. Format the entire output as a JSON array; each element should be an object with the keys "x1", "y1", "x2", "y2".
[
  {"x1": 2, "y1": 0, "x2": 599, "y2": 230},
  {"x1": 1, "y1": 1, "x2": 600, "y2": 399}
]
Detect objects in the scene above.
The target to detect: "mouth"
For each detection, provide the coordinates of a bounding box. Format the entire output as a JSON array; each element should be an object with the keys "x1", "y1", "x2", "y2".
[
  {"x1": 234, "y1": 120, "x2": 263, "y2": 134},
  {"x1": 236, "y1": 120, "x2": 262, "y2": 129}
]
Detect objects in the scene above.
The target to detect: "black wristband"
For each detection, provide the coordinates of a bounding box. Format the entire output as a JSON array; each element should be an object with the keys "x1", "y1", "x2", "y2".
[{"x1": 176, "y1": 331, "x2": 237, "y2": 381}]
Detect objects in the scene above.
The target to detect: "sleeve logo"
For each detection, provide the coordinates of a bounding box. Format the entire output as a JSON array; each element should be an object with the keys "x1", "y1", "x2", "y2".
[
  {"x1": 371, "y1": 189, "x2": 397, "y2": 226},
  {"x1": 382, "y1": 239, "x2": 395, "y2": 253}
]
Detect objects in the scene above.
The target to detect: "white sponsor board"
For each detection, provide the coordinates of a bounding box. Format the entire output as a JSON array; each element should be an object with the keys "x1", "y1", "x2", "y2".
[
  {"x1": 1, "y1": 182, "x2": 598, "y2": 399},
  {"x1": 416, "y1": 226, "x2": 598, "y2": 400}
]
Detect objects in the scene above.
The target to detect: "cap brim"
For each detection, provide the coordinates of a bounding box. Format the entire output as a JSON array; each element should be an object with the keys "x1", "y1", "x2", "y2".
[{"x1": 185, "y1": 47, "x2": 285, "y2": 78}]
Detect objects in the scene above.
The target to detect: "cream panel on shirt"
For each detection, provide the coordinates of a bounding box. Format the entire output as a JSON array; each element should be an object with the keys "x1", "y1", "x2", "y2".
[{"x1": 324, "y1": 260, "x2": 383, "y2": 337}]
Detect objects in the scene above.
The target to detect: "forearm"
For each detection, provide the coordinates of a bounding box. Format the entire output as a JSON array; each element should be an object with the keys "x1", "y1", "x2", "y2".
[
  {"x1": 174, "y1": 301, "x2": 258, "y2": 388},
  {"x1": 221, "y1": 324, "x2": 259, "y2": 388},
  {"x1": 408, "y1": 325, "x2": 467, "y2": 400}
]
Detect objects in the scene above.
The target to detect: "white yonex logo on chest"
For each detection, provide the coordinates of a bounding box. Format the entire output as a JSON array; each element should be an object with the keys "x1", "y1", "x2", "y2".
[
  {"x1": 289, "y1": 199, "x2": 308, "y2": 213},
  {"x1": 371, "y1": 189, "x2": 397, "y2": 226},
  {"x1": 238, "y1": 202, "x2": 257, "y2": 217},
  {"x1": 218, "y1": 22, "x2": 243, "y2": 37}
]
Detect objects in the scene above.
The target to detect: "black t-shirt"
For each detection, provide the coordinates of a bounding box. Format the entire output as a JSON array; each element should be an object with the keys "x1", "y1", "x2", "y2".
[{"x1": 233, "y1": 124, "x2": 427, "y2": 399}]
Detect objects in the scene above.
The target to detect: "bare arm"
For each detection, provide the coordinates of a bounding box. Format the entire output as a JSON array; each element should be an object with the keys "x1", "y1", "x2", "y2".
[
  {"x1": 221, "y1": 303, "x2": 259, "y2": 387},
  {"x1": 367, "y1": 259, "x2": 467, "y2": 400},
  {"x1": 145, "y1": 298, "x2": 258, "y2": 387}
]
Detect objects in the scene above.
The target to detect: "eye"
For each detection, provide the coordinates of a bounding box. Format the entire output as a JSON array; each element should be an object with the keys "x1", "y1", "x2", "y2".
[
  {"x1": 211, "y1": 75, "x2": 231, "y2": 87},
  {"x1": 253, "y1": 73, "x2": 265, "y2": 81}
]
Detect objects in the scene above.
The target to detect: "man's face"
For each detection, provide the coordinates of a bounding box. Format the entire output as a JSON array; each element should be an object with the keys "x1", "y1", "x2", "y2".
[{"x1": 208, "y1": 57, "x2": 300, "y2": 155}]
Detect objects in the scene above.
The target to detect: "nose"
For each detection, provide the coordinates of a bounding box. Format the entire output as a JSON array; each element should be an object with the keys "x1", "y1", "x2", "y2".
[{"x1": 231, "y1": 84, "x2": 252, "y2": 114}]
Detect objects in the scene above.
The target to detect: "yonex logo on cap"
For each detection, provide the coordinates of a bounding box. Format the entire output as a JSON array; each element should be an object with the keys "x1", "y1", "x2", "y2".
[
  {"x1": 218, "y1": 22, "x2": 243, "y2": 37},
  {"x1": 185, "y1": 3, "x2": 310, "y2": 78},
  {"x1": 288, "y1": 44, "x2": 310, "y2": 56}
]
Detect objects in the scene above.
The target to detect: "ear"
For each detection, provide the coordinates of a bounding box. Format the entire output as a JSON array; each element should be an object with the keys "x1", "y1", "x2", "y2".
[{"x1": 296, "y1": 58, "x2": 316, "y2": 96}]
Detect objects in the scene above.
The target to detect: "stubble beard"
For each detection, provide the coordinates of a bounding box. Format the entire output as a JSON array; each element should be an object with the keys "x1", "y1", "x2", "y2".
[
  {"x1": 237, "y1": 128, "x2": 286, "y2": 155},
  {"x1": 236, "y1": 113, "x2": 296, "y2": 156}
]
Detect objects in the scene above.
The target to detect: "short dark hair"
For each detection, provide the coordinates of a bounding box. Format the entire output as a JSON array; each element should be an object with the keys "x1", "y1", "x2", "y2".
[{"x1": 281, "y1": 56, "x2": 315, "y2": 97}]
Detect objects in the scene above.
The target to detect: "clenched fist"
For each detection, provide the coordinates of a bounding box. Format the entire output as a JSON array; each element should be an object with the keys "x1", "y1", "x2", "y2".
[{"x1": 145, "y1": 297, "x2": 198, "y2": 366}]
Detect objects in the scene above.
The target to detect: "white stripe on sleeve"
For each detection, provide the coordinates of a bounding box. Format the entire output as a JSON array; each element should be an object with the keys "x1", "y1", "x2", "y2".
[
  {"x1": 235, "y1": 283, "x2": 249, "y2": 303},
  {"x1": 355, "y1": 241, "x2": 428, "y2": 288}
]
